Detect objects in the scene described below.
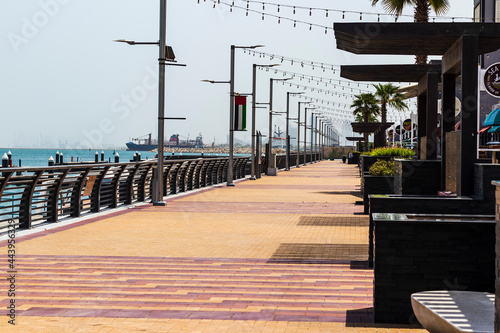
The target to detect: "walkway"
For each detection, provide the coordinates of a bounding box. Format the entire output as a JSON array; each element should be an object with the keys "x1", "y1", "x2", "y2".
[{"x1": 0, "y1": 161, "x2": 428, "y2": 332}]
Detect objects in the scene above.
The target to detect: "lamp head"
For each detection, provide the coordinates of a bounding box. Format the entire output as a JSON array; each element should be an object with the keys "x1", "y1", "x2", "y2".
[{"x1": 114, "y1": 39, "x2": 135, "y2": 45}]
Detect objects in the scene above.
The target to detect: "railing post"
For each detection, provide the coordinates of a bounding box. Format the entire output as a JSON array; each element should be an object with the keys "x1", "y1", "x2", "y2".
[
  {"x1": 91, "y1": 166, "x2": 110, "y2": 213},
  {"x1": 71, "y1": 168, "x2": 91, "y2": 218},
  {"x1": 47, "y1": 169, "x2": 70, "y2": 223},
  {"x1": 138, "y1": 164, "x2": 154, "y2": 202},
  {"x1": 19, "y1": 170, "x2": 44, "y2": 229},
  {"x1": 125, "y1": 164, "x2": 141, "y2": 205},
  {"x1": 110, "y1": 165, "x2": 127, "y2": 208}
]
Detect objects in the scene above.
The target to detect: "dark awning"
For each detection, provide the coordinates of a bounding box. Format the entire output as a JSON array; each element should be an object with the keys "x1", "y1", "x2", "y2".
[
  {"x1": 351, "y1": 122, "x2": 394, "y2": 134},
  {"x1": 345, "y1": 136, "x2": 365, "y2": 141},
  {"x1": 334, "y1": 23, "x2": 500, "y2": 55},
  {"x1": 341, "y1": 64, "x2": 441, "y2": 82}
]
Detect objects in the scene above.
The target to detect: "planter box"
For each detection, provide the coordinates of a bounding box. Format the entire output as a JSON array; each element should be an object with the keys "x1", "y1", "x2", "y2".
[
  {"x1": 373, "y1": 213, "x2": 495, "y2": 324},
  {"x1": 394, "y1": 159, "x2": 441, "y2": 195},
  {"x1": 362, "y1": 175, "x2": 395, "y2": 214},
  {"x1": 360, "y1": 155, "x2": 393, "y2": 173},
  {"x1": 347, "y1": 152, "x2": 360, "y2": 164}
]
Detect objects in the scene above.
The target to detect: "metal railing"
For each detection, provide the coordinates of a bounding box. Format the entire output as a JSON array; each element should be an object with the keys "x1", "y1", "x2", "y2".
[{"x1": 0, "y1": 157, "x2": 249, "y2": 231}]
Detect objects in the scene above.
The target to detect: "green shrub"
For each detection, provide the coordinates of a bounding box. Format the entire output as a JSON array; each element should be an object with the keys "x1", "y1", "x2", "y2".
[
  {"x1": 328, "y1": 149, "x2": 345, "y2": 160},
  {"x1": 368, "y1": 159, "x2": 395, "y2": 176},
  {"x1": 368, "y1": 147, "x2": 415, "y2": 158}
]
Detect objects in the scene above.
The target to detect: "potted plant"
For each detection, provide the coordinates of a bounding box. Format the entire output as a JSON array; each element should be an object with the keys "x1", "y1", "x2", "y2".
[{"x1": 362, "y1": 159, "x2": 396, "y2": 214}]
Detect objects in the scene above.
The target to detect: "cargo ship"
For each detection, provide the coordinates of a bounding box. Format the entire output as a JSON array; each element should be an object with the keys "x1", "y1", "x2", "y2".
[{"x1": 126, "y1": 133, "x2": 205, "y2": 151}]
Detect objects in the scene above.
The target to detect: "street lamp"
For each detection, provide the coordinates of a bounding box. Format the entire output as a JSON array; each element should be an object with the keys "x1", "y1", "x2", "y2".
[
  {"x1": 267, "y1": 77, "x2": 292, "y2": 175},
  {"x1": 297, "y1": 101, "x2": 311, "y2": 168},
  {"x1": 114, "y1": 1, "x2": 185, "y2": 206},
  {"x1": 311, "y1": 112, "x2": 323, "y2": 163},
  {"x1": 251, "y1": 63, "x2": 280, "y2": 180},
  {"x1": 203, "y1": 44, "x2": 264, "y2": 186},
  {"x1": 285, "y1": 92, "x2": 304, "y2": 171},
  {"x1": 304, "y1": 107, "x2": 316, "y2": 165}
]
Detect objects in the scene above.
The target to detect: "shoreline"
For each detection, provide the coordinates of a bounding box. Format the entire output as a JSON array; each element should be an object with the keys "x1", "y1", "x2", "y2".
[{"x1": 158, "y1": 147, "x2": 287, "y2": 155}]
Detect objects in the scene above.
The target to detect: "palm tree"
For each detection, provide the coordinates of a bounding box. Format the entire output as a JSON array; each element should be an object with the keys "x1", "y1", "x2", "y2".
[
  {"x1": 355, "y1": 113, "x2": 378, "y2": 123},
  {"x1": 373, "y1": 83, "x2": 408, "y2": 123},
  {"x1": 351, "y1": 93, "x2": 381, "y2": 150},
  {"x1": 371, "y1": 0, "x2": 449, "y2": 64}
]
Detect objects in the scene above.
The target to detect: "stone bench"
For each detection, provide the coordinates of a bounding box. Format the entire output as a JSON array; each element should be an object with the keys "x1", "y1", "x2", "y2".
[{"x1": 411, "y1": 290, "x2": 494, "y2": 333}]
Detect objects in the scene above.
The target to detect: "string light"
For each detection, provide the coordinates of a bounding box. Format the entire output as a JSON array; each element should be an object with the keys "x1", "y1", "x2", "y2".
[{"x1": 241, "y1": 0, "x2": 474, "y2": 22}]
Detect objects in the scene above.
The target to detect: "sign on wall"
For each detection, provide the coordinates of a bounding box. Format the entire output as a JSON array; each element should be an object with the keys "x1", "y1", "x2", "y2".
[{"x1": 483, "y1": 62, "x2": 500, "y2": 97}]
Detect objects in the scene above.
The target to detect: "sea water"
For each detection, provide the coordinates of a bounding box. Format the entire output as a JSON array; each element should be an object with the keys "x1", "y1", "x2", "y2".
[{"x1": 0, "y1": 148, "x2": 234, "y2": 168}]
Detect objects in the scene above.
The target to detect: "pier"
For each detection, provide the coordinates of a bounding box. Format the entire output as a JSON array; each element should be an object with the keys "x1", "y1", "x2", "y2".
[{"x1": 0, "y1": 160, "x2": 426, "y2": 332}]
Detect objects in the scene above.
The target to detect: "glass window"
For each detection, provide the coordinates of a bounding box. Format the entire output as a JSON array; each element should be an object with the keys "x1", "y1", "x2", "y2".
[{"x1": 474, "y1": 4, "x2": 481, "y2": 22}]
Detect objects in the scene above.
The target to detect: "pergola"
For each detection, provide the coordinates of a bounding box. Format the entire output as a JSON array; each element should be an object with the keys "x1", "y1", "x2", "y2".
[
  {"x1": 335, "y1": 22, "x2": 500, "y2": 195},
  {"x1": 342, "y1": 64, "x2": 441, "y2": 152}
]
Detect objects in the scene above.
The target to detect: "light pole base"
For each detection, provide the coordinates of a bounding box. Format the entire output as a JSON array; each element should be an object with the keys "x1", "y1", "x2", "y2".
[
  {"x1": 296, "y1": 165, "x2": 300, "y2": 168},
  {"x1": 227, "y1": 182, "x2": 235, "y2": 187},
  {"x1": 267, "y1": 168, "x2": 277, "y2": 176},
  {"x1": 153, "y1": 201, "x2": 166, "y2": 206},
  {"x1": 249, "y1": 177, "x2": 256, "y2": 180},
  {"x1": 284, "y1": 168, "x2": 290, "y2": 171}
]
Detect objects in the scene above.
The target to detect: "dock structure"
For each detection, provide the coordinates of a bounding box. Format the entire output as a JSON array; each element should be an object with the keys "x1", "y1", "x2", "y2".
[{"x1": 0, "y1": 161, "x2": 426, "y2": 332}]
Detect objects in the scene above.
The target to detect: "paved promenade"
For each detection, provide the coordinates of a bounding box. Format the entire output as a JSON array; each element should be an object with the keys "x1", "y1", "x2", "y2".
[{"x1": 0, "y1": 161, "x2": 427, "y2": 332}]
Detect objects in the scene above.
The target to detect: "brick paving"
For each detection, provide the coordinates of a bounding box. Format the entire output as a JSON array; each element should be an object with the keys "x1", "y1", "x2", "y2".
[{"x1": 0, "y1": 161, "x2": 428, "y2": 332}]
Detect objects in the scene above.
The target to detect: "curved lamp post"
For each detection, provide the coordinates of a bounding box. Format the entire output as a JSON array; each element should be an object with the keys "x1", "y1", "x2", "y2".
[
  {"x1": 203, "y1": 44, "x2": 264, "y2": 186},
  {"x1": 285, "y1": 92, "x2": 304, "y2": 171}
]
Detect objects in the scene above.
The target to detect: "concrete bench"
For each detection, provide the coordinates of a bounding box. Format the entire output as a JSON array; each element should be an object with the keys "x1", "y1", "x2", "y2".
[{"x1": 411, "y1": 291, "x2": 494, "y2": 333}]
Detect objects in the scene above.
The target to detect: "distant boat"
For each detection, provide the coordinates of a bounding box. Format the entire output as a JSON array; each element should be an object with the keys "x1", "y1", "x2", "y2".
[{"x1": 126, "y1": 133, "x2": 205, "y2": 151}]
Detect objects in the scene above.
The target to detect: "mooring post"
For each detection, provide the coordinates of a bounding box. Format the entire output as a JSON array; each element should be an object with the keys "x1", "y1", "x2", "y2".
[
  {"x1": 7, "y1": 151, "x2": 12, "y2": 167},
  {"x1": 60, "y1": 152, "x2": 63, "y2": 164},
  {"x1": 2, "y1": 153, "x2": 8, "y2": 168},
  {"x1": 115, "y1": 153, "x2": 119, "y2": 163},
  {"x1": 95, "y1": 151, "x2": 99, "y2": 163},
  {"x1": 101, "y1": 151, "x2": 104, "y2": 162},
  {"x1": 56, "y1": 151, "x2": 60, "y2": 164}
]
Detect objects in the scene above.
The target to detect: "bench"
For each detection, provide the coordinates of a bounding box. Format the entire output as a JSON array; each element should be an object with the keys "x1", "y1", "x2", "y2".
[{"x1": 411, "y1": 290, "x2": 494, "y2": 333}]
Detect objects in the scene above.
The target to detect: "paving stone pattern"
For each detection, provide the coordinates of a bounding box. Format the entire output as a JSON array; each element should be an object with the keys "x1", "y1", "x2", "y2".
[{"x1": 0, "y1": 161, "x2": 428, "y2": 332}]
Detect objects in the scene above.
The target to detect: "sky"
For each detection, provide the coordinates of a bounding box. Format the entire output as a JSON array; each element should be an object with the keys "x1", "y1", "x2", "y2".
[{"x1": 1, "y1": 0, "x2": 473, "y2": 149}]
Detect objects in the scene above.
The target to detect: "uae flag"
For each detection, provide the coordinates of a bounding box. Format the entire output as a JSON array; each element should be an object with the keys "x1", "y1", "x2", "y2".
[{"x1": 234, "y1": 96, "x2": 247, "y2": 131}]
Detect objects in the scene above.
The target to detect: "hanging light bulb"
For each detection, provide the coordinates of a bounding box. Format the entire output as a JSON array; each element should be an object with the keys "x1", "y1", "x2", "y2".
[
  {"x1": 326, "y1": 10, "x2": 328, "y2": 17},
  {"x1": 309, "y1": 24, "x2": 312, "y2": 30},
  {"x1": 342, "y1": 11, "x2": 345, "y2": 19},
  {"x1": 294, "y1": 20, "x2": 296, "y2": 27},
  {"x1": 309, "y1": 8, "x2": 312, "y2": 16},
  {"x1": 278, "y1": 17, "x2": 280, "y2": 23},
  {"x1": 378, "y1": 14, "x2": 380, "y2": 22},
  {"x1": 360, "y1": 12, "x2": 362, "y2": 20},
  {"x1": 277, "y1": 5, "x2": 280, "y2": 12},
  {"x1": 246, "y1": 1, "x2": 249, "y2": 8},
  {"x1": 262, "y1": 2, "x2": 265, "y2": 10},
  {"x1": 246, "y1": 9, "x2": 248, "y2": 16},
  {"x1": 262, "y1": 13, "x2": 264, "y2": 20},
  {"x1": 293, "y1": 6, "x2": 295, "y2": 14},
  {"x1": 324, "y1": 27, "x2": 327, "y2": 34}
]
